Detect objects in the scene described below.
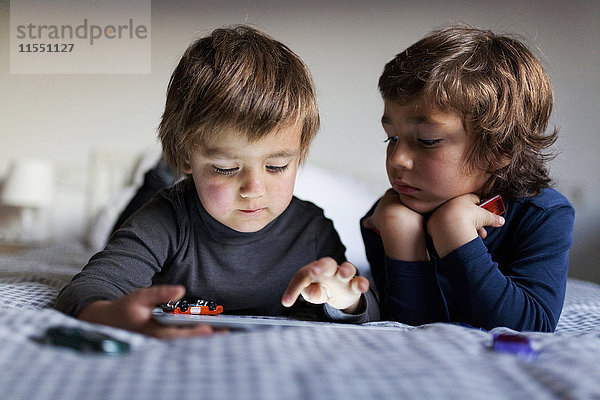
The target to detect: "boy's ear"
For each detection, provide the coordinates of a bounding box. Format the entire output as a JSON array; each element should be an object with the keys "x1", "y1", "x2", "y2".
[{"x1": 182, "y1": 159, "x2": 193, "y2": 174}]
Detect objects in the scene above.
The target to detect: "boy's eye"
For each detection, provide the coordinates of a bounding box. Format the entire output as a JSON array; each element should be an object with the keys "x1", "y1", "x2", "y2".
[
  {"x1": 266, "y1": 164, "x2": 289, "y2": 173},
  {"x1": 418, "y1": 138, "x2": 442, "y2": 148},
  {"x1": 384, "y1": 136, "x2": 398, "y2": 144},
  {"x1": 213, "y1": 166, "x2": 239, "y2": 176}
]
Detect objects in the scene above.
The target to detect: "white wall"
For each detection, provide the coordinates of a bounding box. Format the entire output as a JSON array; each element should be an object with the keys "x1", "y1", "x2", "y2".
[{"x1": 1, "y1": 0, "x2": 599, "y2": 282}]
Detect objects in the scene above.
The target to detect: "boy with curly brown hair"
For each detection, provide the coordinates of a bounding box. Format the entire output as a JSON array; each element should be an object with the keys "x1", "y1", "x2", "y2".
[{"x1": 360, "y1": 25, "x2": 574, "y2": 332}]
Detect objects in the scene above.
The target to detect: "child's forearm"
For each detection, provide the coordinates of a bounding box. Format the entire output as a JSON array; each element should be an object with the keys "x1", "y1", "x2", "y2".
[
  {"x1": 380, "y1": 221, "x2": 429, "y2": 261},
  {"x1": 426, "y1": 217, "x2": 479, "y2": 258},
  {"x1": 382, "y1": 257, "x2": 447, "y2": 325},
  {"x1": 437, "y1": 238, "x2": 563, "y2": 332}
]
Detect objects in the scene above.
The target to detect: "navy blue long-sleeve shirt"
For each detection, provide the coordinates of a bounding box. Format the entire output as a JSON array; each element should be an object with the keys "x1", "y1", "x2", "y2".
[{"x1": 361, "y1": 188, "x2": 574, "y2": 332}]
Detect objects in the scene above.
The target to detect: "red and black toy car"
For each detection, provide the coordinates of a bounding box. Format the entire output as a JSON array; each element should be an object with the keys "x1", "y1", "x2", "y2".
[{"x1": 161, "y1": 299, "x2": 223, "y2": 315}]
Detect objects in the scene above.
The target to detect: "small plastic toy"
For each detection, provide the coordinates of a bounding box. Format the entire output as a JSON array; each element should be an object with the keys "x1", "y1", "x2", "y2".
[
  {"x1": 39, "y1": 326, "x2": 130, "y2": 355},
  {"x1": 479, "y1": 194, "x2": 505, "y2": 216},
  {"x1": 492, "y1": 333, "x2": 537, "y2": 362},
  {"x1": 161, "y1": 299, "x2": 223, "y2": 315}
]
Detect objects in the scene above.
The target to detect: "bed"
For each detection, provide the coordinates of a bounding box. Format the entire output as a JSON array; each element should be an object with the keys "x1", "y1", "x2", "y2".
[{"x1": 1, "y1": 154, "x2": 599, "y2": 400}]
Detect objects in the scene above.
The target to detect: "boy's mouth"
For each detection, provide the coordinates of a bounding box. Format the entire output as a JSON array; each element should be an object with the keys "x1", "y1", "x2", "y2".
[
  {"x1": 393, "y1": 181, "x2": 420, "y2": 195},
  {"x1": 239, "y1": 208, "x2": 265, "y2": 214}
]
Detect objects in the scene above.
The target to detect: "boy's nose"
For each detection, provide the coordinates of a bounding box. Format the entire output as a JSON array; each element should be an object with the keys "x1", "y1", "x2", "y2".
[
  {"x1": 239, "y1": 170, "x2": 266, "y2": 199},
  {"x1": 388, "y1": 142, "x2": 413, "y2": 170}
]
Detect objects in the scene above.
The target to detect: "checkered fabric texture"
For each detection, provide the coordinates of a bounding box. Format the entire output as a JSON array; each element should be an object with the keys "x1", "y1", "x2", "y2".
[{"x1": 1, "y1": 244, "x2": 599, "y2": 400}]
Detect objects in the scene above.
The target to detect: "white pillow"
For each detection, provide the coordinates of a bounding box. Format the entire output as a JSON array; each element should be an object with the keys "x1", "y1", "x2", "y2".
[
  {"x1": 84, "y1": 147, "x2": 162, "y2": 252},
  {"x1": 85, "y1": 185, "x2": 138, "y2": 252}
]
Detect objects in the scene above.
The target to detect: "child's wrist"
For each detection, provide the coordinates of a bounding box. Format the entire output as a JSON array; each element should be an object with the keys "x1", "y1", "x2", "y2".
[
  {"x1": 380, "y1": 221, "x2": 428, "y2": 261},
  {"x1": 427, "y1": 215, "x2": 478, "y2": 258},
  {"x1": 77, "y1": 300, "x2": 113, "y2": 324},
  {"x1": 341, "y1": 294, "x2": 365, "y2": 315},
  {"x1": 427, "y1": 202, "x2": 487, "y2": 258}
]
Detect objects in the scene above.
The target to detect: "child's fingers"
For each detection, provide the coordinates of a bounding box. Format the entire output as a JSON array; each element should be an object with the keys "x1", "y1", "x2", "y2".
[
  {"x1": 281, "y1": 263, "x2": 317, "y2": 307},
  {"x1": 303, "y1": 283, "x2": 329, "y2": 304},
  {"x1": 129, "y1": 284, "x2": 186, "y2": 308},
  {"x1": 362, "y1": 216, "x2": 373, "y2": 229},
  {"x1": 149, "y1": 321, "x2": 225, "y2": 339},
  {"x1": 479, "y1": 208, "x2": 505, "y2": 229},
  {"x1": 478, "y1": 227, "x2": 488, "y2": 239},
  {"x1": 474, "y1": 194, "x2": 505, "y2": 228},
  {"x1": 336, "y1": 262, "x2": 358, "y2": 283},
  {"x1": 281, "y1": 258, "x2": 339, "y2": 307},
  {"x1": 466, "y1": 193, "x2": 482, "y2": 204},
  {"x1": 337, "y1": 263, "x2": 369, "y2": 295},
  {"x1": 310, "y1": 257, "x2": 339, "y2": 279},
  {"x1": 350, "y1": 276, "x2": 370, "y2": 294},
  {"x1": 281, "y1": 258, "x2": 367, "y2": 309},
  {"x1": 380, "y1": 188, "x2": 401, "y2": 204}
]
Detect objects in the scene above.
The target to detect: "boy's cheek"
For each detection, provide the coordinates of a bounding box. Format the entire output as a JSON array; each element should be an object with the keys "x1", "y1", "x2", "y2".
[
  {"x1": 198, "y1": 182, "x2": 235, "y2": 212},
  {"x1": 281, "y1": 175, "x2": 296, "y2": 195},
  {"x1": 275, "y1": 177, "x2": 296, "y2": 204}
]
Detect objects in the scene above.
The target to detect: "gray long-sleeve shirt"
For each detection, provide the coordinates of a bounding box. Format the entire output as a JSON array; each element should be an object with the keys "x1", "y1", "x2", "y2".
[{"x1": 56, "y1": 179, "x2": 378, "y2": 322}]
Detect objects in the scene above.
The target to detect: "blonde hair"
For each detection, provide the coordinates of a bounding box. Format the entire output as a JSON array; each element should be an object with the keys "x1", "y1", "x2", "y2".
[
  {"x1": 159, "y1": 25, "x2": 320, "y2": 177},
  {"x1": 379, "y1": 25, "x2": 557, "y2": 197}
]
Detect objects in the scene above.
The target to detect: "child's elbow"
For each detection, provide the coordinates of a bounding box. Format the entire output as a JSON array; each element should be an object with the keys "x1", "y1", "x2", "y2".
[{"x1": 518, "y1": 307, "x2": 559, "y2": 333}]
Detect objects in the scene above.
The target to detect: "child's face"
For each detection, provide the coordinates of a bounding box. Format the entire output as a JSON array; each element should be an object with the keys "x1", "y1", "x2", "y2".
[
  {"x1": 183, "y1": 125, "x2": 302, "y2": 232},
  {"x1": 382, "y1": 100, "x2": 490, "y2": 214}
]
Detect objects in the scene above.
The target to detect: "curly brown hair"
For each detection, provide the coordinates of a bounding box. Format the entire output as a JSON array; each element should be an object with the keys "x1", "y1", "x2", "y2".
[
  {"x1": 379, "y1": 25, "x2": 557, "y2": 198},
  {"x1": 158, "y1": 25, "x2": 320, "y2": 177}
]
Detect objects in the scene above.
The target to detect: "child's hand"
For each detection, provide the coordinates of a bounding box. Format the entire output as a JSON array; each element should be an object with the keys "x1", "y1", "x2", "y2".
[
  {"x1": 281, "y1": 257, "x2": 369, "y2": 314},
  {"x1": 362, "y1": 188, "x2": 429, "y2": 261},
  {"x1": 78, "y1": 285, "x2": 225, "y2": 339},
  {"x1": 427, "y1": 193, "x2": 505, "y2": 258}
]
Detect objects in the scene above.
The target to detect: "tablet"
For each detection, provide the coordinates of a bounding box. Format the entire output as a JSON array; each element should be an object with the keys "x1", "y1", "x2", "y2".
[{"x1": 152, "y1": 308, "x2": 397, "y2": 331}]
